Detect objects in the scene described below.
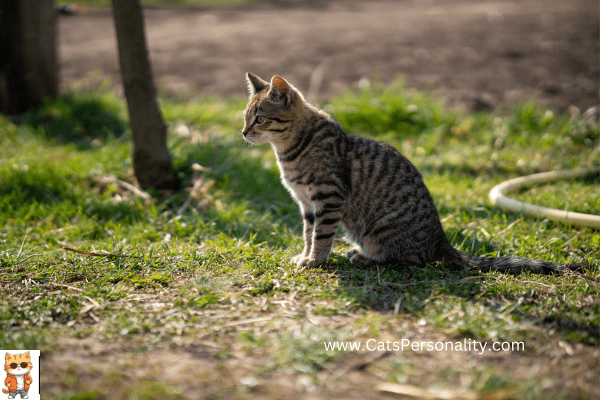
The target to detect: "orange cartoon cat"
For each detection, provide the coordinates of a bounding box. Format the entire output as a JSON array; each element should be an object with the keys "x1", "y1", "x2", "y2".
[{"x1": 3, "y1": 352, "x2": 32, "y2": 399}]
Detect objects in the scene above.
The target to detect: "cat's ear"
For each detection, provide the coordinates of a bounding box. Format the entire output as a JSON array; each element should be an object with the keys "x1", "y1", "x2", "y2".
[
  {"x1": 269, "y1": 76, "x2": 294, "y2": 103},
  {"x1": 5, "y1": 353, "x2": 10, "y2": 361},
  {"x1": 24, "y1": 352, "x2": 30, "y2": 360},
  {"x1": 246, "y1": 72, "x2": 267, "y2": 94},
  {"x1": 270, "y1": 76, "x2": 290, "y2": 93}
]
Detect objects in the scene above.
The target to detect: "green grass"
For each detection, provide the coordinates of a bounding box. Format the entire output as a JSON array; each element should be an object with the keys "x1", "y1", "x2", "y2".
[{"x1": 1, "y1": 81, "x2": 599, "y2": 399}]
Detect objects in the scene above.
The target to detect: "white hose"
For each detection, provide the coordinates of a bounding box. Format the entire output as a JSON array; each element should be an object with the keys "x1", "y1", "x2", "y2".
[{"x1": 489, "y1": 167, "x2": 600, "y2": 229}]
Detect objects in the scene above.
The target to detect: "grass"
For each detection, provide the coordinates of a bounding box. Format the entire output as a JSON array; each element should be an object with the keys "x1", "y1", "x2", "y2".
[{"x1": 1, "y1": 79, "x2": 599, "y2": 399}]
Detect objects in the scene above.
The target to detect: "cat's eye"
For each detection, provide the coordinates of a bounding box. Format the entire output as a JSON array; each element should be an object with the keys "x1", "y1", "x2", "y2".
[
  {"x1": 256, "y1": 116, "x2": 266, "y2": 124},
  {"x1": 9, "y1": 362, "x2": 28, "y2": 369}
]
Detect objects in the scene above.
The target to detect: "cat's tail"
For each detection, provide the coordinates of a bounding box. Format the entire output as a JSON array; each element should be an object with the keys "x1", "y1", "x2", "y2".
[
  {"x1": 2, "y1": 389, "x2": 8, "y2": 394},
  {"x1": 441, "y1": 245, "x2": 589, "y2": 275}
]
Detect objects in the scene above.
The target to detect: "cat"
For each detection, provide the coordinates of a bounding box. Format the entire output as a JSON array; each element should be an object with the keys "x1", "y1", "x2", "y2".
[
  {"x1": 242, "y1": 72, "x2": 589, "y2": 274},
  {"x1": 3, "y1": 352, "x2": 32, "y2": 399}
]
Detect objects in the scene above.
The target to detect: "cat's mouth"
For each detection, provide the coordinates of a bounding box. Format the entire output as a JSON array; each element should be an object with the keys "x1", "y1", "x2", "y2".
[
  {"x1": 8, "y1": 369, "x2": 30, "y2": 376},
  {"x1": 242, "y1": 130, "x2": 262, "y2": 145},
  {"x1": 241, "y1": 127, "x2": 253, "y2": 139},
  {"x1": 242, "y1": 131, "x2": 254, "y2": 143}
]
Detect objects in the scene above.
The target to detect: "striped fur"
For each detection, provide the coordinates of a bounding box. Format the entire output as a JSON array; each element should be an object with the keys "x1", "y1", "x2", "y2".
[{"x1": 242, "y1": 73, "x2": 589, "y2": 274}]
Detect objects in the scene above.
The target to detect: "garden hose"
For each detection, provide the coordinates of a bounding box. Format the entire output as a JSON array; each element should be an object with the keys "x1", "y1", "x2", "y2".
[{"x1": 489, "y1": 167, "x2": 600, "y2": 229}]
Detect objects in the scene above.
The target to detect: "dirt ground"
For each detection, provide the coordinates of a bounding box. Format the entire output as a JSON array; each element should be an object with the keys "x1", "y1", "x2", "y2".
[{"x1": 59, "y1": 0, "x2": 599, "y2": 114}]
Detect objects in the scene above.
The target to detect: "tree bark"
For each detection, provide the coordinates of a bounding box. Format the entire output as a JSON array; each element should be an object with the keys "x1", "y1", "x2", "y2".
[
  {"x1": 111, "y1": 0, "x2": 178, "y2": 191},
  {"x1": 0, "y1": 0, "x2": 58, "y2": 114}
]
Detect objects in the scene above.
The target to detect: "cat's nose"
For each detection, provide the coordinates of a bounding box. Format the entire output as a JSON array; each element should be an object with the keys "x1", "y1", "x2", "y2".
[{"x1": 242, "y1": 128, "x2": 250, "y2": 137}]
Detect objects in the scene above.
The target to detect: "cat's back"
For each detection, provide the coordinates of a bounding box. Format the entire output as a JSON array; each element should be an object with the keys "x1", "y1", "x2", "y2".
[
  {"x1": 343, "y1": 133, "x2": 425, "y2": 194},
  {"x1": 288, "y1": 107, "x2": 434, "y2": 213}
]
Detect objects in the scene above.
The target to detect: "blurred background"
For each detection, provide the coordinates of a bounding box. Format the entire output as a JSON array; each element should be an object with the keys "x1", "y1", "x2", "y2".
[{"x1": 60, "y1": 0, "x2": 599, "y2": 113}]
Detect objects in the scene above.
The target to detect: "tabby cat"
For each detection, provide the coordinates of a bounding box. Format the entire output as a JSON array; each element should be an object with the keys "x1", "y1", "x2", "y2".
[
  {"x1": 3, "y1": 352, "x2": 33, "y2": 399},
  {"x1": 242, "y1": 72, "x2": 587, "y2": 274}
]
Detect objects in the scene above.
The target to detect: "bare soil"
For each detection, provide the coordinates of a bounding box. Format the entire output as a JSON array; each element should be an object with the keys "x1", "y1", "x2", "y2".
[
  {"x1": 46, "y1": 313, "x2": 600, "y2": 399},
  {"x1": 59, "y1": 0, "x2": 599, "y2": 113}
]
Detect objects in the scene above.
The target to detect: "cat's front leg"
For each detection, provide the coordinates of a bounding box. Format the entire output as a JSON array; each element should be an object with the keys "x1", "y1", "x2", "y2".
[
  {"x1": 295, "y1": 204, "x2": 342, "y2": 268},
  {"x1": 291, "y1": 208, "x2": 314, "y2": 265}
]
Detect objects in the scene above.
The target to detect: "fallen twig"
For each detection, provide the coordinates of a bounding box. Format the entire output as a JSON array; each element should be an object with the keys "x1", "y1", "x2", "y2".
[
  {"x1": 46, "y1": 282, "x2": 84, "y2": 292},
  {"x1": 223, "y1": 316, "x2": 272, "y2": 328},
  {"x1": 62, "y1": 246, "x2": 137, "y2": 259}
]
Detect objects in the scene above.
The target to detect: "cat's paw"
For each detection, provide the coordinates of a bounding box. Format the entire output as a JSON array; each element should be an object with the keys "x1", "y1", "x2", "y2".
[
  {"x1": 347, "y1": 246, "x2": 371, "y2": 265},
  {"x1": 291, "y1": 253, "x2": 307, "y2": 265},
  {"x1": 292, "y1": 256, "x2": 326, "y2": 268},
  {"x1": 294, "y1": 256, "x2": 317, "y2": 268},
  {"x1": 345, "y1": 246, "x2": 362, "y2": 259},
  {"x1": 349, "y1": 252, "x2": 369, "y2": 266}
]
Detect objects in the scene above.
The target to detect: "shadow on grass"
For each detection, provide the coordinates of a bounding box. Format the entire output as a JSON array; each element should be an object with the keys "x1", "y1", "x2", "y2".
[
  {"x1": 538, "y1": 314, "x2": 600, "y2": 344},
  {"x1": 0, "y1": 165, "x2": 147, "y2": 225},
  {"x1": 174, "y1": 139, "x2": 289, "y2": 206},
  {"x1": 320, "y1": 253, "x2": 600, "y2": 345},
  {"x1": 169, "y1": 134, "x2": 300, "y2": 245},
  {"x1": 320, "y1": 237, "x2": 483, "y2": 312},
  {"x1": 12, "y1": 93, "x2": 126, "y2": 149},
  {"x1": 0, "y1": 165, "x2": 80, "y2": 206}
]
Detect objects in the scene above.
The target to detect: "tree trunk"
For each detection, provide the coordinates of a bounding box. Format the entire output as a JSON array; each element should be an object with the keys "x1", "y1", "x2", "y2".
[
  {"x1": 0, "y1": 0, "x2": 58, "y2": 115},
  {"x1": 111, "y1": 0, "x2": 178, "y2": 191}
]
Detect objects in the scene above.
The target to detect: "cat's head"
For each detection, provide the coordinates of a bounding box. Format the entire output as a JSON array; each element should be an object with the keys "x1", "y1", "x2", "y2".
[
  {"x1": 4, "y1": 352, "x2": 32, "y2": 377},
  {"x1": 242, "y1": 73, "x2": 304, "y2": 145}
]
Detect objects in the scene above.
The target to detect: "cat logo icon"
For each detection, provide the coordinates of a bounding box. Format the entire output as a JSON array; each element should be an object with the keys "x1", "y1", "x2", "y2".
[{"x1": 2, "y1": 351, "x2": 39, "y2": 400}]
